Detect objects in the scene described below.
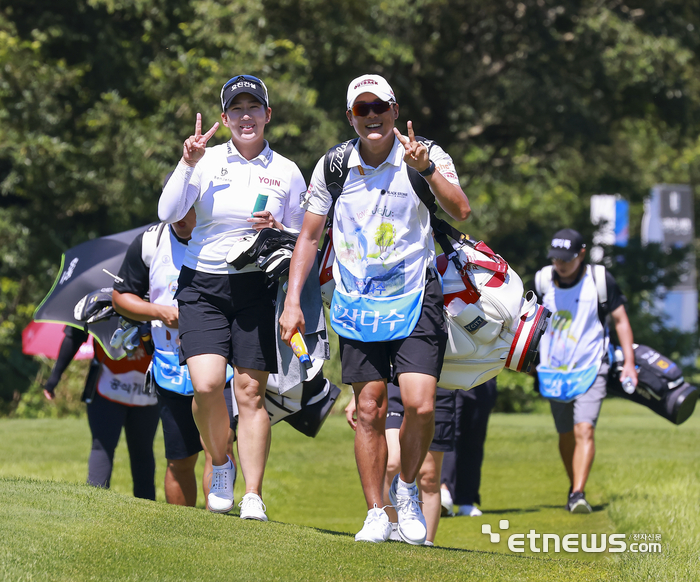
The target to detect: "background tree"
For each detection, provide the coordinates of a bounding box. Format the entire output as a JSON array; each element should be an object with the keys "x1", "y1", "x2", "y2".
[{"x1": 1, "y1": 0, "x2": 698, "y2": 413}]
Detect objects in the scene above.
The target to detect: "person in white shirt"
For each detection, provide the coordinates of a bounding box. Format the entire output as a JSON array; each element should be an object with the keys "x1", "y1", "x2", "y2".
[
  {"x1": 280, "y1": 74, "x2": 470, "y2": 544},
  {"x1": 535, "y1": 228, "x2": 637, "y2": 513},
  {"x1": 158, "y1": 75, "x2": 305, "y2": 520}
]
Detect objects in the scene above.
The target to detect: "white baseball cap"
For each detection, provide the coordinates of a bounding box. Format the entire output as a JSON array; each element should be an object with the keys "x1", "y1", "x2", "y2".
[{"x1": 346, "y1": 74, "x2": 396, "y2": 109}]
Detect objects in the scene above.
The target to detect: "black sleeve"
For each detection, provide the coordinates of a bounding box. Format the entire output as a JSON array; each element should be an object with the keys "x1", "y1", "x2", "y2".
[
  {"x1": 604, "y1": 270, "x2": 626, "y2": 315},
  {"x1": 113, "y1": 233, "x2": 150, "y2": 298},
  {"x1": 44, "y1": 326, "x2": 89, "y2": 393}
]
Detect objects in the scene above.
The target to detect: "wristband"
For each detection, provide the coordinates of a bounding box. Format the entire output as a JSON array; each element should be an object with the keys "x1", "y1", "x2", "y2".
[{"x1": 418, "y1": 160, "x2": 436, "y2": 177}]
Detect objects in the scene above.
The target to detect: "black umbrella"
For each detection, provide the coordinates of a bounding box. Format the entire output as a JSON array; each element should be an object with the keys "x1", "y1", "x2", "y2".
[{"x1": 33, "y1": 223, "x2": 154, "y2": 359}]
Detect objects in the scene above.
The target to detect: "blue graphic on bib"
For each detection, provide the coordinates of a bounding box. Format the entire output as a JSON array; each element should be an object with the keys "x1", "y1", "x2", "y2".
[
  {"x1": 338, "y1": 259, "x2": 406, "y2": 297},
  {"x1": 536, "y1": 363, "x2": 599, "y2": 403},
  {"x1": 330, "y1": 286, "x2": 424, "y2": 342},
  {"x1": 153, "y1": 350, "x2": 234, "y2": 396},
  {"x1": 153, "y1": 350, "x2": 194, "y2": 395}
]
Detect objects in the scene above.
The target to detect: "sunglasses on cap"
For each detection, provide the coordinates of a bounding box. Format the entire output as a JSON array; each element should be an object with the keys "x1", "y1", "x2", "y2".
[{"x1": 349, "y1": 101, "x2": 393, "y2": 117}]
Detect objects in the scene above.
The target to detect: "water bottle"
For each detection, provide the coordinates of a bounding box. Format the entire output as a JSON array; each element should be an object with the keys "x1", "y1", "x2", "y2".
[
  {"x1": 290, "y1": 328, "x2": 312, "y2": 370},
  {"x1": 252, "y1": 193, "x2": 268, "y2": 215},
  {"x1": 621, "y1": 377, "x2": 635, "y2": 394}
]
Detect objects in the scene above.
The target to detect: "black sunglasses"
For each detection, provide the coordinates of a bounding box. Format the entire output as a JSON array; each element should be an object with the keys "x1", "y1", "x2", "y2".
[{"x1": 350, "y1": 101, "x2": 393, "y2": 117}]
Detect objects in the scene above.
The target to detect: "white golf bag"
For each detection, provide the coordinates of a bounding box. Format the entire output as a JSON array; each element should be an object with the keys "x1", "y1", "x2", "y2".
[
  {"x1": 437, "y1": 239, "x2": 550, "y2": 390},
  {"x1": 319, "y1": 232, "x2": 550, "y2": 390}
]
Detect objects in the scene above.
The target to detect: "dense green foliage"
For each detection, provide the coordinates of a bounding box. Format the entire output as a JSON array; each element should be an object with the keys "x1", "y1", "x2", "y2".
[
  {"x1": 1, "y1": 1, "x2": 698, "y2": 408},
  {"x1": 1, "y1": 401, "x2": 699, "y2": 579}
]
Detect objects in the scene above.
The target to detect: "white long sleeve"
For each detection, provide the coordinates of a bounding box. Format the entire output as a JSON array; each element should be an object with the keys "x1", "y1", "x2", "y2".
[{"x1": 158, "y1": 161, "x2": 199, "y2": 223}]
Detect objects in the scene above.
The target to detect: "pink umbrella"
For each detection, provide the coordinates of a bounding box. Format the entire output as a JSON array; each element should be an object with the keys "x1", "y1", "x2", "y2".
[{"x1": 22, "y1": 321, "x2": 94, "y2": 360}]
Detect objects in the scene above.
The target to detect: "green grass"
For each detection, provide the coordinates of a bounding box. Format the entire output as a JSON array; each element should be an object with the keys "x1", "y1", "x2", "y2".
[
  {"x1": 0, "y1": 478, "x2": 604, "y2": 582},
  {"x1": 1, "y1": 399, "x2": 699, "y2": 580}
]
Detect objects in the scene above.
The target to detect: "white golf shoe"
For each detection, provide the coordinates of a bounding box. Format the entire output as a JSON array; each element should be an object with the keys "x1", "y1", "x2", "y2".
[
  {"x1": 208, "y1": 457, "x2": 235, "y2": 513},
  {"x1": 355, "y1": 505, "x2": 392, "y2": 543},
  {"x1": 389, "y1": 475, "x2": 427, "y2": 545}
]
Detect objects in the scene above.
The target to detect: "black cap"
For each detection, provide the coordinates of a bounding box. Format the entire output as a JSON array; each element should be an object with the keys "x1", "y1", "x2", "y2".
[
  {"x1": 220, "y1": 75, "x2": 269, "y2": 112},
  {"x1": 547, "y1": 228, "x2": 586, "y2": 260}
]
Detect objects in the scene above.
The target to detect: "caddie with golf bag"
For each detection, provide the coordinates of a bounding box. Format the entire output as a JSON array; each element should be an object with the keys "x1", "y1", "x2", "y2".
[
  {"x1": 280, "y1": 73, "x2": 475, "y2": 546},
  {"x1": 534, "y1": 228, "x2": 637, "y2": 514}
]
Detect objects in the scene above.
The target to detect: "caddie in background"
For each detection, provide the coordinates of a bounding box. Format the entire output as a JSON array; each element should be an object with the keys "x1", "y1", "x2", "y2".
[
  {"x1": 112, "y1": 199, "x2": 237, "y2": 509},
  {"x1": 280, "y1": 74, "x2": 470, "y2": 544},
  {"x1": 534, "y1": 228, "x2": 638, "y2": 513}
]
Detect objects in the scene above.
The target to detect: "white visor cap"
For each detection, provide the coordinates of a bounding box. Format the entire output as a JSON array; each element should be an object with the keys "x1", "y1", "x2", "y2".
[{"x1": 346, "y1": 74, "x2": 396, "y2": 110}]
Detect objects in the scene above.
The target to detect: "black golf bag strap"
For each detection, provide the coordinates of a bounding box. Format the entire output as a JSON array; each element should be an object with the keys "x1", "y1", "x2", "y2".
[
  {"x1": 323, "y1": 138, "x2": 359, "y2": 227},
  {"x1": 321, "y1": 136, "x2": 478, "y2": 274},
  {"x1": 589, "y1": 264, "x2": 609, "y2": 328},
  {"x1": 319, "y1": 139, "x2": 357, "y2": 269},
  {"x1": 409, "y1": 138, "x2": 478, "y2": 272},
  {"x1": 406, "y1": 163, "x2": 468, "y2": 270}
]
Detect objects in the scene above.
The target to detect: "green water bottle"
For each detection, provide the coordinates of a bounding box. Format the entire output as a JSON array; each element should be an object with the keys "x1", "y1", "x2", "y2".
[{"x1": 252, "y1": 194, "x2": 268, "y2": 215}]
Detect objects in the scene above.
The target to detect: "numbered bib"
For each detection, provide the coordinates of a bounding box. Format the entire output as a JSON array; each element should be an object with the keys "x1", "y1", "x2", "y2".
[
  {"x1": 152, "y1": 350, "x2": 234, "y2": 395},
  {"x1": 536, "y1": 363, "x2": 599, "y2": 403},
  {"x1": 152, "y1": 350, "x2": 194, "y2": 395},
  {"x1": 330, "y1": 286, "x2": 424, "y2": 342}
]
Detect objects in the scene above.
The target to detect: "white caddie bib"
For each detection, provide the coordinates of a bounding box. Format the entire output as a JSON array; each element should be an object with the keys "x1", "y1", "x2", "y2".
[
  {"x1": 329, "y1": 162, "x2": 432, "y2": 341},
  {"x1": 536, "y1": 267, "x2": 605, "y2": 401}
]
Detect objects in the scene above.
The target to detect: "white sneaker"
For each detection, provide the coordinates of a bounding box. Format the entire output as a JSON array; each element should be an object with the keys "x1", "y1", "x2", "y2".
[
  {"x1": 440, "y1": 488, "x2": 454, "y2": 517},
  {"x1": 456, "y1": 504, "x2": 483, "y2": 517},
  {"x1": 208, "y1": 457, "x2": 235, "y2": 513},
  {"x1": 424, "y1": 540, "x2": 434, "y2": 547},
  {"x1": 389, "y1": 522, "x2": 402, "y2": 542},
  {"x1": 238, "y1": 493, "x2": 268, "y2": 521},
  {"x1": 355, "y1": 505, "x2": 391, "y2": 543},
  {"x1": 389, "y1": 475, "x2": 427, "y2": 545}
]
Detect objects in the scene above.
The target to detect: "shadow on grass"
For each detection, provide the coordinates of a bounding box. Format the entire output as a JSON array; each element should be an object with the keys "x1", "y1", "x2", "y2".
[
  {"x1": 478, "y1": 508, "x2": 542, "y2": 515},
  {"x1": 308, "y1": 526, "x2": 356, "y2": 538},
  {"x1": 305, "y1": 525, "x2": 576, "y2": 562},
  {"x1": 478, "y1": 502, "x2": 609, "y2": 515}
]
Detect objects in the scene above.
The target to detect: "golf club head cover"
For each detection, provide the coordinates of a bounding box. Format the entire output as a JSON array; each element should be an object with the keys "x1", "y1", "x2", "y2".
[
  {"x1": 74, "y1": 288, "x2": 115, "y2": 324},
  {"x1": 226, "y1": 228, "x2": 298, "y2": 274},
  {"x1": 257, "y1": 247, "x2": 293, "y2": 280}
]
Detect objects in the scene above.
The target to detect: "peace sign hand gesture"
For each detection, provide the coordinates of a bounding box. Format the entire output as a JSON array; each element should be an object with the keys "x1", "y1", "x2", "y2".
[
  {"x1": 393, "y1": 120, "x2": 431, "y2": 174},
  {"x1": 182, "y1": 113, "x2": 219, "y2": 167}
]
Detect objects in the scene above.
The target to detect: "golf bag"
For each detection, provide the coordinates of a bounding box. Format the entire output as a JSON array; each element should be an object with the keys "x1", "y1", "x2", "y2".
[
  {"x1": 265, "y1": 360, "x2": 341, "y2": 437},
  {"x1": 608, "y1": 344, "x2": 698, "y2": 425},
  {"x1": 436, "y1": 240, "x2": 551, "y2": 390}
]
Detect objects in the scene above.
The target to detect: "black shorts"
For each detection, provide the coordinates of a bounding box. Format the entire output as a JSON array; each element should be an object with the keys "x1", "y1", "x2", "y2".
[
  {"x1": 224, "y1": 383, "x2": 238, "y2": 433},
  {"x1": 175, "y1": 267, "x2": 277, "y2": 372},
  {"x1": 385, "y1": 382, "x2": 456, "y2": 452},
  {"x1": 156, "y1": 385, "x2": 202, "y2": 461},
  {"x1": 157, "y1": 383, "x2": 237, "y2": 461},
  {"x1": 339, "y1": 270, "x2": 448, "y2": 385}
]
